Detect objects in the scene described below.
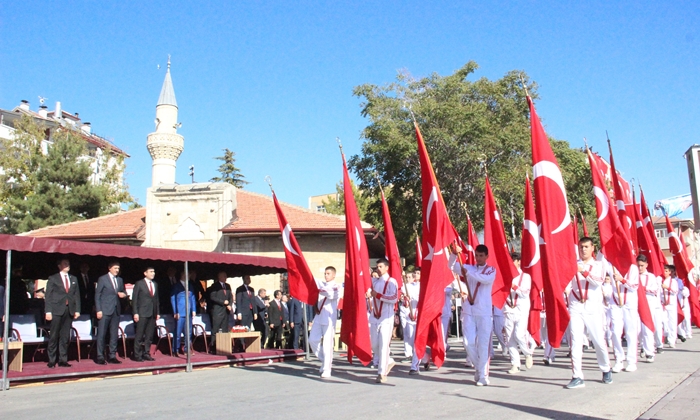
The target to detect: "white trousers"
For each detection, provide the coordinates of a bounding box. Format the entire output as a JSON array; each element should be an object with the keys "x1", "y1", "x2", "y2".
[
  {"x1": 662, "y1": 304, "x2": 678, "y2": 346},
  {"x1": 570, "y1": 306, "x2": 610, "y2": 379},
  {"x1": 465, "y1": 314, "x2": 492, "y2": 381},
  {"x1": 441, "y1": 313, "x2": 451, "y2": 347},
  {"x1": 679, "y1": 301, "x2": 692, "y2": 338},
  {"x1": 493, "y1": 313, "x2": 506, "y2": 350},
  {"x1": 504, "y1": 311, "x2": 532, "y2": 367},
  {"x1": 403, "y1": 319, "x2": 416, "y2": 358},
  {"x1": 640, "y1": 304, "x2": 663, "y2": 354},
  {"x1": 609, "y1": 305, "x2": 638, "y2": 365},
  {"x1": 370, "y1": 318, "x2": 395, "y2": 376},
  {"x1": 309, "y1": 322, "x2": 335, "y2": 375}
]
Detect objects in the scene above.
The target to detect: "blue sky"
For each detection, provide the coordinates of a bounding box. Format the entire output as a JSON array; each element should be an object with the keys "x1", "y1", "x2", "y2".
[{"x1": 1, "y1": 1, "x2": 698, "y2": 218}]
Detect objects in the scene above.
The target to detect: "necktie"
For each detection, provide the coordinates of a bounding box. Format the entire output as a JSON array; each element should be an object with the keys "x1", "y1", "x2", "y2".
[
  {"x1": 148, "y1": 281, "x2": 154, "y2": 297},
  {"x1": 111, "y1": 275, "x2": 118, "y2": 291},
  {"x1": 63, "y1": 274, "x2": 70, "y2": 292}
]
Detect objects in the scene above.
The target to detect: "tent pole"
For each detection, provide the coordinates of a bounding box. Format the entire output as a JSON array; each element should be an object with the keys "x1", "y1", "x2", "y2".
[
  {"x1": 184, "y1": 261, "x2": 191, "y2": 373},
  {"x1": 2, "y1": 250, "x2": 12, "y2": 391}
]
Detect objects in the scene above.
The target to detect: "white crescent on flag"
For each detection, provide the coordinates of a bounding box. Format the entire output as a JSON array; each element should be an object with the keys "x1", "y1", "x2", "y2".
[
  {"x1": 523, "y1": 219, "x2": 542, "y2": 268},
  {"x1": 593, "y1": 186, "x2": 609, "y2": 222},
  {"x1": 533, "y1": 160, "x2": 571, "y2": 234},
  {"x1": 355, "y1": 226, "x2": 362, "y2": 251},
  {"x1": 494, "y1": 210, "x2": 500, "y2": 221},
  {"x1": 426, "y1": 187, "x2": 438, "y2": 232},
  {"x1": 282, "y1": 224, "x2": 299, "y2": 256}
]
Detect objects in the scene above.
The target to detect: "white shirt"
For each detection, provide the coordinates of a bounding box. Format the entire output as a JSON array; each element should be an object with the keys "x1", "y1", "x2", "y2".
[
  {"x1": 314, "y1": 280, "x2": 340, "y2": 327},
  {"x1": 568, "y1": 259, "x2": 605, "y2": 313},
  {"x1": 370, "y1": 273, "x2": 398, "y2": 324},
  {"x1": 639, "y1": 272, "x2": 662, "y2": 309},
  {"x1": 449, "y1": 254, "x2": 496, "y2": 317},
  {"x1": 660, "y1": 276, "x2": 679, "y2": 307},
  {"x1": 399, "y1": 281, "x2": 420, "y2": 324},
  {"x1": 503, "y1": 269, "x2": 531, "y2": 315}
]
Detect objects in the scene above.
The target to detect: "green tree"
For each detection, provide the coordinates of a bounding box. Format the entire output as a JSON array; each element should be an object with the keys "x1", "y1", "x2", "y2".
[
  {"x1": 0, "y1": 115, "x2": 137, "y2": 233},
  {"x1": 210, "y1": 148, "x2": 249, "y2": 188},
  {"x1": 321, "y1": 178, "x2": 375, "y2": 224},
  {"x1": 350, "y1": 61, "x2": 594, "y2": 260}
]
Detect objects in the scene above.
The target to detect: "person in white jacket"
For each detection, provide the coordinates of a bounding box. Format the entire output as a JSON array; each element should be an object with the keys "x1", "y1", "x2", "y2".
[
  {"x1": 638, "y1": 257, "x2": 663, "y2": 361},
  {"x1": 309, "y1": 266, "x2": 340, "y2": 379},
  {"x1": 368, "y1": 258, "x2": 399, "y2": 384},
  {"x1": 450, "y1": 244, "x2": 496, "y2": 387},
  {"x1": 676, "y1": 266, "x2": 692, "y2": 341},
  {"x1": 602, "y1": 262, "x2": 639, "y2": 373},
  {"x1": 503, "y1": 253, "x2": 533, "y2": 374},
  {"x1": 660, "y1": 265, "x2": 679, "y2": 348}
]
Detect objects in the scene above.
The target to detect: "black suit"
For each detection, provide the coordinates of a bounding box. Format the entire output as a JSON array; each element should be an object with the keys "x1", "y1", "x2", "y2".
[
  {"x1": 208, "y1": 282, "x2": 232, "y2": 346},
  {"x1": 252, "y1": 295, "x2": 268, "y2": 346},
  {"x1": 156, "y1": 276, "x2": 176, "y2": 314},
  {"x1": 235, "y1": 284, "x2": 257, "y2": 328},
  {"x1": 132, "y1": 279, "x2": 159, "y2": 360},
  {"x1": 267, "y1": 299, "x2": 284, "y2": 349},
  {"x1": 45, "y1": 272, "x2": 81, "y2": 364},
  {"x1": 94, "y1": 273, "x2": 124, "y2": 360},
  {"x1": 77, "y1": 273, "x2": 95, "y2": 315},
  {"x1": 288, "y1": 297, "x2": 304, "y2": 349}
]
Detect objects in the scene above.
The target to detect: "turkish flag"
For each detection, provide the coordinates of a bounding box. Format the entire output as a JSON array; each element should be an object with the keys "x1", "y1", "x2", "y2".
[
  {"x1": 641, "y1": 189, "x2": 668, "y2": 274},
  {"x1": 528, "y1": 96, "x2": 576, "y2": 347},
  {"x1": 415, "y1": 236, "x2": 423, "y2": 269},
  {"x1": 632, "y1": 194, "x2": 661, "y2": 276},
  {"x1": 666, "y1": 215, "x2": 700, "y2": 327},
  {"x1": 587, "y1": 148, "x2": 635, "y2": 276},
  {"x1": 484, "y1": 177, "x2": 518, "y2": 309},
  {"x1": 608, "y1": 148, "x2": 637, "y2": 254},
  {"x1": 465, "y1": 214, "x2": 479, "y2": 266},
  {"x1": 413, "y1": 121, "x2": 458, "y2": 368},
  {"x1": 380, "y1": 189, "x2": 403, "y2": 289},
  {"x1": 338, "y1": 155, "x2": 372, "y2": 365},
  {"x1": 522, "y1": 177, "x2": 544, "y2": 344},
  {"x1": 272, "y1": 192, "x2": 320, "y2": 306}
]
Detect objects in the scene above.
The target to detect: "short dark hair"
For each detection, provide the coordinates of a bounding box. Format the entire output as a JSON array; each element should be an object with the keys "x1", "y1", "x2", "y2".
[
  {"x1": 665, "y1": 264, "x2": 675, "y2": 271},
  {"x1": 144, "y1": 266, "x2": 155, "y2": 272},
  {"x1": 273, "y1": 290, "x2": 281, "y2": 298},
  {"x1": 579, "y1": 237, "x2": 594, "y2": 246},
  {"x1": 510, "y1": 252, "x2": 521, "y2": 261},
  {"x1": 376, "y1": 258, "x2": 389, "y2": 266},
  {"x1": 636, "y1": 254, "x2": 647, "y2": 263},
  {"x1": 325, "y1": 266, "x2": 336, "y2": 273},
  {"x1": 107, "y1": 261, "x2": 120, "y2": 269},
  {"x1": 475, "y1": 244, "x2": 489, "y2": 255}
]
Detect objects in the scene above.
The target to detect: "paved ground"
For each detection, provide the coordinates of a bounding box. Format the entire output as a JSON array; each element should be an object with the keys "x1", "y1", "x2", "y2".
[{"x1": 2, "y1": 329, "x2": 699, "y2": 419}]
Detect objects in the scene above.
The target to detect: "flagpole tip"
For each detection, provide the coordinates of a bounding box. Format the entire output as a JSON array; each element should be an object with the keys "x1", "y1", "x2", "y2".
[{"x1": 264, "y1": 176, "x2": 274, "y2": 192}]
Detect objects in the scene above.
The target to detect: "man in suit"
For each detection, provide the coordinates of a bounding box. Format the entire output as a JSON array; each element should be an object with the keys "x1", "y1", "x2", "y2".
[
  {"x1": 78, "y1": 263, "x2": 95, "y2": 315},
  {"x1": 171, "y1": 272, "x2": 197, "y2": 355},
  {"x1": 94, "y1": 261, "x2": 126, "y2": 364},
  {"x1": 252, "y1": 289, "x2": 269, "y2": 346},
  {"x1": 132, "y1": 267, "x2": 160, "y2": 362},
  {"x1": 267, "y1": 290, "x2": 285, "y2": 349},
  {"x1": 157, "y1": 266, "x2": 177, "y2": 315},
  {"x1": 45, "y1": 259, "x2": 81, "y2": 368},
  {"x1": 288, "y1": 296, "x2": 305, "y2": 350},
  {"x1": 235, "y1": 276, "x2": 258, "y2": 329},
  {"x1": 208, "y1": 271, "x2": 233, "y2": 350}
]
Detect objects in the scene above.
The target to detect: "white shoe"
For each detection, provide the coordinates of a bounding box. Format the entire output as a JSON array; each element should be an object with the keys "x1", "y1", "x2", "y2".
[
  {"x1": 646, "y1": 356, "x2": 655, "y2": 363},
  {"x1": 508, "y1": 365, "x2": 520, "y2": 374},
  {"x1": 611, "y1": 362, "x2": 624, "y2": 373},
  {"x1": 320, "y1": 371, "x2": 331, "y2": 379},
  {"x1": 624, "y1": 364, "x2": 637, "y2": 372},
  {"x1": 525, "y1": 355, "x2": 533, "y2": 369},
  {"x1": 386, "y1": 361, "x2": 396, "y2": 375},
  {"x1": 476, "y1": 378, "x2": 489, "y2": 387}
]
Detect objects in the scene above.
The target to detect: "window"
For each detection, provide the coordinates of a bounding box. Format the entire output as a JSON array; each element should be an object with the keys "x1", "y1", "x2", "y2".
[{"x1": 656, "y1": 229, "x2": 667, "y2": 238}]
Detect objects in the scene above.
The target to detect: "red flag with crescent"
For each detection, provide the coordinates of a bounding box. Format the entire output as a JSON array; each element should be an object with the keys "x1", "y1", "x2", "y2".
[
  {"x1": 413, "y1": 121, "x2": 458, "y2": 368},
  {"x1": 272, "y1": 192, "x2": 319, "y2": 306},
  {"x1": 465, "y1": 214, "x2": 479, "y2": 266},
  {"x1": 338, "y1": 154, "x2": 372, "y2": 365},
  {"x1": 380, "y1": 189, "x2": 403, "y2": 289},
  {"x1": 484, "y1": 177, "x2": 518, "y2": 309},
  {"x1": 666, "y1": 215, "x2": 700, "y2": 326},
  {"x1": 641, "y1": 189, "x2": 667, "y2": 273},
  {"x1": 608, "y1": 148, "x2": 637, "y2": 255},
  {"x1": 528, "y1": 96, "x2": 575, "y2": 347},
  {"x1": 633, "y1": 193, "x2": 661, "y2": 276},
  {"x1": 587, "y1": 148, "x2": 635, "y2": 276},
  {"x1": 522, "y1": 176, "x2": 544, "y2": 344}
]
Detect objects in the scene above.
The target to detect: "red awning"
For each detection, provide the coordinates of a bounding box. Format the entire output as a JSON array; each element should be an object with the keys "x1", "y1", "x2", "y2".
[{"x1": 0, "y1": 234, "x2": 287, "y2": 280}]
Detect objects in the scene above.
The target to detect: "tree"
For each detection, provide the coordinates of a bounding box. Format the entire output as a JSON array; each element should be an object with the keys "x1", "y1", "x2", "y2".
[
  {"x1": 210, "y1": 148, "x2": 249, "y2": 188},
  {"x1": 321, "y1": 179, "x2": 375, "y2": 224},
  {"x1": 350, "y1": 61, "x2": 594, "y2": 260},
  {"x1": 0, "y1": 115, "x2": 136, "y2": 233}
]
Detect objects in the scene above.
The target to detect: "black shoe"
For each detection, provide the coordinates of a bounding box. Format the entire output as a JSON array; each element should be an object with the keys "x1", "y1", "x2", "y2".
[
  {"x1": 47, "y1": 362, "x2": 56, "y2": 369},
  {"x1": 679, "y1": 335, "x2": 687, "y2": 343},
  {"x1": 107, "y1": 358, "x2": 122, "y2": 364},
  {"x1": 95, "y1": 359, "x2": 108, "y2": 365},
  {"x1": 58, "y1": 362, "x2": 72, "y2": 368},
  {"x1": 132, "y1": 357, "x2": 144, "y2": 362},
  {"x1": 142, "y1": 355, "x2": 154, "y2": 361},
  {"x1": 656, "y1": 347, "x2": 664, "y2": 354}
]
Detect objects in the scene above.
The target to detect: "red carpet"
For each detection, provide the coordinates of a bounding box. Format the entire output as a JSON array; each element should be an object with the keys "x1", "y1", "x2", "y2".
[{"x1": 5, "y1": 345, "x2": 303, "y2": 385}]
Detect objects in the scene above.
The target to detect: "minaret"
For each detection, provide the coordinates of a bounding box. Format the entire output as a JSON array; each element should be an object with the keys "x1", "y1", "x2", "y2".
[{"x1": 147, "y1": 56, "x2": 184, "y2": 186}]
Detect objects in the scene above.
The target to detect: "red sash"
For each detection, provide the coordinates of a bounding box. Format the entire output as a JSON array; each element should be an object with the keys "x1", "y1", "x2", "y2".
[
  {"x1": 507, "y1": 272, "x2": 525, "y2": 308},
  {"x1": 372, "y1": 278, "x2": 391, "y2": 319},
  {"x1": 572, "y1": 264, "x2": 592, "y2": 303}
]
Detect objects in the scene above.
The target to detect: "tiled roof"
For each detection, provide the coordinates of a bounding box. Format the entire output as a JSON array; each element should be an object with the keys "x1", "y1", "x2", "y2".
[
  {"x1": 222, "y1": 190, "x2": 374, "y2": 233},
  {"x1": 21, "y1": 208, "x2": 146, "y2": 240}
]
